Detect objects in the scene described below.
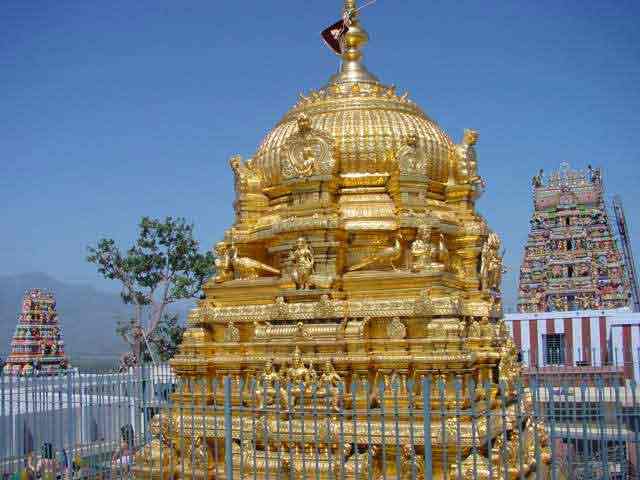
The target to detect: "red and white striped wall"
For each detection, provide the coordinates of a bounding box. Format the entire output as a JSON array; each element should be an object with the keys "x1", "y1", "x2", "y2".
[{"x1": 504, "y1": 310, "x2": 640, "y2": 382}]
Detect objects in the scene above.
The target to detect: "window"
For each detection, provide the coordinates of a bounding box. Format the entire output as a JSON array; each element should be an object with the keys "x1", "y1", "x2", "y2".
[
  {"x1": 543, "y1": 333, "x2": 566, "y2": 366},
  {"x1": 546, "y1": 401, "x2": 602, "y2": 422}
]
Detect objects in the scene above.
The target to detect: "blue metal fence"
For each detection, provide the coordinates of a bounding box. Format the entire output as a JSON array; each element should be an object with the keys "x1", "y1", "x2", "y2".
[
  {"x1": 0, "y1": 366, "x2": 173, "y2": 479},
  {"x1": 1, "y1": 368, "x2": 638, "y2": 479}
]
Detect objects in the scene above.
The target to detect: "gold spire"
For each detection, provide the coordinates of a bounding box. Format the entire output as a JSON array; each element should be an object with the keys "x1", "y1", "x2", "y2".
[
  {"x1": 344, "y1": 0, "x2": 357, "y2": 17},
  {"x1": 327, "y1": 0, "x2": 379, "y2": 86}
]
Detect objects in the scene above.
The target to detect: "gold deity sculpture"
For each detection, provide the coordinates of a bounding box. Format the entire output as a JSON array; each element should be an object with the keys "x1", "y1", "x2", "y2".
[
  {"x1": 288, "y1": 237, "x2": 315, "y2": 289},
  {"x1": 133, "y1": 1, "x2": 549, "y2": 479},
  {"x1": 454, "y1": 128, "x2": 483, "y2": 192},
  {"x1": 410, "y1": 224, "x2": 435, "y2": 272},
  {"x1": 254, "y1": 359, "x2": 285, "y2": 409},
  {"x1": 480, "y1": 231, "x2": 505, "y2": 292}
]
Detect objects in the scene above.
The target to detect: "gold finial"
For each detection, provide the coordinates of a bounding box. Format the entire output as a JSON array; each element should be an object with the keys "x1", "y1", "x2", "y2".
[
  {"x1": 326, "y1": 0, "x2": 378, "y2": 86},
  {"x1": 344, "y1": 0, "x2": 357, "y2": 14}
]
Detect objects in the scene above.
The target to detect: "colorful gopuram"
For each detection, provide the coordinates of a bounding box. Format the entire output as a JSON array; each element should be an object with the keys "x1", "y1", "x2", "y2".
[
  {"x1": 517, "y1": 163, "x2": 631, "y2": 313},
  {"x1": 3, "y1": 289, "x2": 71, "y2": 376},
  {"x1": 133, "y1": 1, "x2": 549, "y2": 478}
]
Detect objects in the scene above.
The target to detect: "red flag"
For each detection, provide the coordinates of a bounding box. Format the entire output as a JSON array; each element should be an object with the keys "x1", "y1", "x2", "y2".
[{"x1": 321, "y1": 19, "x2": 347, "y2": 55}]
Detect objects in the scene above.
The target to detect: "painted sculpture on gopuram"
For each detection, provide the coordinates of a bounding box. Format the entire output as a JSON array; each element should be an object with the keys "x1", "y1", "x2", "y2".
[
  {"x1": 133, "y1": 1, "x2": 550, "y2": 478},
  {"x1": 518, "y1": 163, "x2": 631, "y2": 313}
]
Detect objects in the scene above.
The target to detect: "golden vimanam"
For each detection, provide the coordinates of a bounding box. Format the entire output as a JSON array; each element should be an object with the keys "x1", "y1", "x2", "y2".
[{"x1": 133, "y1": 1, "x2": 549, "y2": 479}]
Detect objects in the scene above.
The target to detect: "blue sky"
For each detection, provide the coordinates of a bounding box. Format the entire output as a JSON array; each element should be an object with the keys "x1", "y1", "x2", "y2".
[{"x1": 1, "y1": 0, "x2": 639, "y2": 310}]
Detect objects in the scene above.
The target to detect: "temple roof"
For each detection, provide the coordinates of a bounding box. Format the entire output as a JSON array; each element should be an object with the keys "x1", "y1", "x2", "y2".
[{"x1": 251, "y1": 0, "x2": 454, "y2": 190}]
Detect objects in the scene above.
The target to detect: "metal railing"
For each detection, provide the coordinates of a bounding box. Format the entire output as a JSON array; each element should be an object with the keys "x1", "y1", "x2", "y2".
[{"x1": 1, "y1": 368, "x2": 639, "y2": 480}]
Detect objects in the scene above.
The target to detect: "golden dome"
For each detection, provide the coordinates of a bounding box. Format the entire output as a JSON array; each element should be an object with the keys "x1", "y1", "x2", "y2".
[{"x1": 252, "y1": 2, "x2": 454, "y2": 188}]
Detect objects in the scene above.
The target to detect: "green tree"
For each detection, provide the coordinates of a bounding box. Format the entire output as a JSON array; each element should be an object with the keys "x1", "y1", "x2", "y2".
[{"x1": 87, "y1": 216, "x2": 214, "y2": 367}]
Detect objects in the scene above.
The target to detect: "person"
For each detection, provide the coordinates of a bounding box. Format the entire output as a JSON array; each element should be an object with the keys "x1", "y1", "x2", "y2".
[
  {"x1": 111, "y1": 439, "x2": 133, "y2": 469},
  {"x1": 111, "y1": 424, "x2": 135, "y2": 472},
  {"x1": 71, "y1": 452, "x2": 84, "y2": 479},
  {"x1": 36, "y1": 443, "x2": 58, "y2": 480},
  {"x1": 24, "y1": 452, "x2": 37, "y2": 480},
  {"x1": 57, "y1": 450, "x2": 69, "y2": 480}
]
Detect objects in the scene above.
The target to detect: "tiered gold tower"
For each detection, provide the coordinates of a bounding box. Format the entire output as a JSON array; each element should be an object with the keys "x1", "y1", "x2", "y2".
[{"x1": 133, "y1": 2, "x2": 549, "y2": 479}]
